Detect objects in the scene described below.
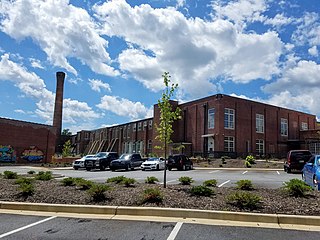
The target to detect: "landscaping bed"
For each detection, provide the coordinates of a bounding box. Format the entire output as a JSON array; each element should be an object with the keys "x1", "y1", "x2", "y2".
[{"x1": 0, "y1": 175, "x2": 319, "y2": 216}]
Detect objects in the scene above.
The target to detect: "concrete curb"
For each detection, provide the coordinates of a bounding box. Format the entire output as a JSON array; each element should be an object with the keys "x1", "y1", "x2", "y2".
[
  {"x1": 1, "y1": 201, "x2": 319, "y2": 226},
  {"x1": 195, "y1": 167, "x2": 283, "y2": 171}
]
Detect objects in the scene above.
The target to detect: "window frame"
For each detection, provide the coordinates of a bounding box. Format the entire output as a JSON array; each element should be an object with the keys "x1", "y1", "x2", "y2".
[
  {"x1": 224, "y1": 136, "x2": 235, "y2": 152},
  {"x1": 256, "y1": 114, "x2": 264, "y2": 133},
  {"x1": 224, "y1": 108, "x2": 235, "y2": 129},
  {"x1": 280, "y1": 118, "x2": 288, "y2": 136},
  {"x1": 208, "y1": 108, "x2": 215, "y2": 129},
  {"x1": 256, "y1": 139, "x2": 264, "y2": 154}
]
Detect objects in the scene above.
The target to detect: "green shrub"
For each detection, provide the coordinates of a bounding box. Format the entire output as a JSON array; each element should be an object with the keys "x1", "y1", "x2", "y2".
[
  {"x1": 145, "y1": 176, "x2": 159, "y2": 184},
  {"x1": 236, "y1": 180, "x2": 254, "y2": 190},
  {"x1": 203, "y1": 179, "x2": 217, "y2": 187},
  {"x1": 246, "y1": 155, "x2": 255, "y2": 164},
  {"x1": 282, "y1": 179, "x2": 312, "y2": 197},
  {"x1": 190, "y1": 185, "x2": 214, "y2": 197},
  {"x1": 87, "y1": 184, "x2": 110, "y2": 202},
  {"x1": 3, "y1": 171, "x2": 18, "y2": 179},
  {"x1": 178, "y1": 176, "x2": 194, "y2": 185},
  {"x1": 106, "y1": 175, "x2": 127, "y2": 184},
  {"x1": 75, "y1": 178, "x2": 94, "y2": 190},
  {"x1": 141, "y1": 188, "x2": 163, "y2": 204},
  {"x1": 18, "y1": 183, "x2": 35, "y2": 196},
  {"x1": 61, "y1": 177, "x2": 76, "y2": 186},
  {"x1": 35, "y1": 171, "x2": 53, "y2": 181},
  {"x1": 27, "y1": 170, "x2": 36, "y2": 175},
  {"x1": 226, "y1": 191, "x2": 262, "y2": 210},
  {"x1": 15, "y1": 177, "x2": 34, "y2": 185},
  {"x1": 123, "y1": 178, "x2": 136, "y2": 187},
  {"x1": 245, "y1": 161, "x2": 251, "y2": 168}
]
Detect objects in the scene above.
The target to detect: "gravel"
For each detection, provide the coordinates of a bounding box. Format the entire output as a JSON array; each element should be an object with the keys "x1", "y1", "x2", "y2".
[{"x1": 1, "y1": 178, "x2": 319, "y2": 216}]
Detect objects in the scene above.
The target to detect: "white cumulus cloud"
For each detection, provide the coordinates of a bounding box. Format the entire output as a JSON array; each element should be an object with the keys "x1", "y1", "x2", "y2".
[
  {"x1": 97, "y1": 95, "x2": 153, "y2": 120},
  {"x1": 89, "y1": 79, "x2": 111, "y2": 93},
  {"x1": 0, "y1": 0, "x2": 119, "y2": 77}
]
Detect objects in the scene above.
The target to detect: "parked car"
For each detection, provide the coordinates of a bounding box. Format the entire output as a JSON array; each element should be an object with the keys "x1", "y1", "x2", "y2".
[
  {"x1": 85, "y1": 152, "x2": 119, "y2": 171},
  {"x1": 302, "y1": 155, "x2": 320, "y2": 191},
  {"x1": 72, "y1": 155, "x2": 95, "y2": 170},
  {"x1": 141, "y1": 157, "x2": 165, "y2": 171},
  {"x1": 110, "y1": 153, "x2": 144, "y2": 171},
  {"x1": 284, "y1": 150, "x2": 312, "y2": 173},
  {"x1": 167, "y1": 154, "x2": 193, "y2": 171}
]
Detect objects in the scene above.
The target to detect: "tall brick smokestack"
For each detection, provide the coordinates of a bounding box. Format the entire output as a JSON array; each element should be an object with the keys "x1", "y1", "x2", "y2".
[{"x1": 53, "y1": 72, "x2": 65, "y2": 152}]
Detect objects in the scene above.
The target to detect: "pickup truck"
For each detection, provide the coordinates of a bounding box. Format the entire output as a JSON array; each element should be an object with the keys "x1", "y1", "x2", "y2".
[
  {"x1": 109, "y1": 153, "x2": 144, "y2": 171},
  {"x1": 85, "y1": 152, "x2": 119, "y2": 171}
]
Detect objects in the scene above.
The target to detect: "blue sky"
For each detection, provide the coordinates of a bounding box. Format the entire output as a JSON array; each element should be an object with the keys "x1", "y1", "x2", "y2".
[{"x1": 0, "y1": 0, "x2": 319, "y2": 134}]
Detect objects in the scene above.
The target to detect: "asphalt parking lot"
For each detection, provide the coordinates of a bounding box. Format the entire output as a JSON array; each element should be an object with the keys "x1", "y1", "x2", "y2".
[{"x1": 0, "y1": 213, "x2": 319, "y2": 240}]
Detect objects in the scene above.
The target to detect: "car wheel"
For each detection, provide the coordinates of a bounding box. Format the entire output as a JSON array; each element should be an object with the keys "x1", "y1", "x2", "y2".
[
  {"x1": 126, "y1": 164, "x2": 130, "y2": 171},
  {"x1": 286, "y1": 167, "x2": 291, "y2": 173},
  {"x1": 110, "y1": 168, "x2": 115, "y2": 172},
  {"x1": 74, "y1": 167, "x2": 78, "y2": 170},
  {"x1": 142, "y1": 168, "x2": 145, "y2": 171},
  {"x1": 168, "y1": 167, "x2": 172, "y2": 171},
  {"x1": 86, "y1": 167, "x2": 91, "y2": 171},
  {"x1": 156, "y1": 165, "x2": 159, "y2": 171},
  {"x1": 189, "y1": 164, "x2": 193, "y2": 170},
  {"x1": 183, "y1": 165, "x2": 187, "y2": 171},
  {"x1": 100, "y1": 165, "x2": 106, "y2": 171}
]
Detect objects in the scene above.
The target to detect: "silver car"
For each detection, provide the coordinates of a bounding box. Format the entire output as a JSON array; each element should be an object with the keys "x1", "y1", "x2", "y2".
[{"x1": 72, "y1": 155, "x2": 95, "y2": 170}]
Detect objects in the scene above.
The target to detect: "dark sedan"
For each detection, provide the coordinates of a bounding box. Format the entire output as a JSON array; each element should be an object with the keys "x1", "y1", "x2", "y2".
[{"x1": 110, "y1": 153, "x2": 144, "y2": 171}]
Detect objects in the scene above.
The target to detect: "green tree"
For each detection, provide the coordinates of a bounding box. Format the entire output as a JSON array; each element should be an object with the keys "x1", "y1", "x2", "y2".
[
  {"x1": 62, "y1": 129, "x2": 72, "y2": 136},
  {"x1": 155, "y1": 72, "x2": 181, "y2": 188},
  {"x1": 62, "y1": 140, "x2": 72, "y2": 157}
]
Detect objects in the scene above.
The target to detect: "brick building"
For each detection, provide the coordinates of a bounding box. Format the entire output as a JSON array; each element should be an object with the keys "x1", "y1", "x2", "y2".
[
  {"x1": 75, "y1": 94, "x2": 318, "y2": 158},
  {"x1": 0, "y1": 117, "x2": 56, "y2": 163}
]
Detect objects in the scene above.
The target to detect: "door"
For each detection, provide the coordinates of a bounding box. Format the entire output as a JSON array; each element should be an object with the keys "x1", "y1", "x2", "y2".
[{"x1": 208, "y1": 137, "x2": 214, "y2": 152}]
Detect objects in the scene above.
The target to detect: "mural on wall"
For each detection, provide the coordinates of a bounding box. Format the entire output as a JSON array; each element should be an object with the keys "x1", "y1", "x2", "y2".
[
  {"x1": 0, "y1": 145, "x2": 16, "y2": 162},
  {"x1": 22, "y1": 146, "x2": 44, "y2": 161}
]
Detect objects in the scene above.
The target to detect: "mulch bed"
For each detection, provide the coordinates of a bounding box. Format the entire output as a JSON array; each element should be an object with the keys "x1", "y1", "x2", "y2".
[{"x1": 1, "y1": 179, "x2": 319, "y2": 216}]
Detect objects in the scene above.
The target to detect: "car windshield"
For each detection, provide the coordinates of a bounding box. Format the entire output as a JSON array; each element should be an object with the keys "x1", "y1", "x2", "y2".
[
  {"x1": 85, "y1": 155, "x2": 96, "y2": 159},
  {"x1": 148, "y1": 158, "x2": 159, "y2": 161},
  {"x1": 95, "y1": 153, "x2": 106, "y2": 157},
  {"x1": 119, "y1": 154, "x2": 131, "y2": 160}
]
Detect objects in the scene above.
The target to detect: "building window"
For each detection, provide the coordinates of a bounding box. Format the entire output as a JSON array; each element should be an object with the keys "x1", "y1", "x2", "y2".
[
  {"x1": 256, "y1": 139, "x2": 264, "y2": 154},
  {"x1": 309, "y1": 142, "x2": 320, "y2": 154},
  {"x1": 301, "y1": 122, "x2": 308, "y2": 130},
  {"x1": 123, "y1": 126, "x2": 126, "y2": 139},
  {"x1": 224, "y1": 136, "x2": 234, "y2": 152},
  {"x1": 149, "y1": 120, "x2": 153, "y2": 129},
  {"x1": 148, "y1": 140, "x2": 152, "y2": 150},
  {"x1": 143, "y1": 121, "x2": 147, "y2": 131},
  {"x1": 224, "y1": 108, "x2": 235, "y2": 129},
  {"x1": 138, "y1": 122, "x2": 142, "y2": 131},
  {"x1": 136, "y1": 141, "x2": 141, "y2": 153},
  {"x1": 208, "y1": 108, "x2": 215, "y2": 129},
  {"x1": 127, "y1": 125, "x2": 131, "y2": 138},
  {"x1": 256, "y1": 114, "x2": 264, "y2": 133},
  {"x1": 133, "y1": 124, "x2": 136, "y2": 132},
  {"x1": 280, "y1": 118, "x2": 288, "y2": 136}
]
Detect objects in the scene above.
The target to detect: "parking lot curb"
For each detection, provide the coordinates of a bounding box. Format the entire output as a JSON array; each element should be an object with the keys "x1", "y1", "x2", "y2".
[
  {"x1": 1, "y1": 201, "x2": 319, "y2": 227},
  {"x1": 195, "y1": 167, "x2": 283, "y2": 171}
]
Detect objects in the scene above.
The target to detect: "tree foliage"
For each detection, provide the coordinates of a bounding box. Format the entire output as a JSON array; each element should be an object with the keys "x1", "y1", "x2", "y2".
[
  {"x1": 62, "y1": 129, "x2": 72, "y2": 136},
  {"x1": 155, "y1": 72, "x2": 181, "y2": 152},
  {"x1": 62, "y1": 140, "x2": 72, "y2": 157}
]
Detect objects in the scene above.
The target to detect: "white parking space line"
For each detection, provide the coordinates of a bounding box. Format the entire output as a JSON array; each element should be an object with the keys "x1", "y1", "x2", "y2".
[
  {"x1": 218, "y1": 180, "x2": 230, "y2": 187},
  {"x1": 0, "y1": 216, "x2": 56, "y2": 239},
  {"x1": 276, "y1": 171, "x2": 280, "y2": 175},
  {"x1": 242, "y1": 171, "x2": 248, "y2": 175},
  {"x1": 159, "y1": 179, "x2": 177, "y2": 185},
  {"x1": 167, "y1": 222, "x2": 183, "y2": 240},
  {"x1": 209, "y1": 170, "x2": 220, "y2": 174}
]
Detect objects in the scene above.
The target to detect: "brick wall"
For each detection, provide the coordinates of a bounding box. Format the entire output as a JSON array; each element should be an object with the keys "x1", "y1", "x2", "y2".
[{"x1": 0, "y1": 118, "x2": 56, "y2": 163}]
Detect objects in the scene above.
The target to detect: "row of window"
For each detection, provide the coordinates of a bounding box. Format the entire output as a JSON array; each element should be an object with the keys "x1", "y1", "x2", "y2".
[
  {"x1": 223, "y1": 136, "x2": 265, "y2": 154},
  {"x1": 208, "y1": 108, "x2": 308, "y2": 135},
  {"x1": 122, "y1": 120, "x2": 153, "y2": 139},
  {"x1": 122, "y1": 140, "x2": 152, "y2": 154}
]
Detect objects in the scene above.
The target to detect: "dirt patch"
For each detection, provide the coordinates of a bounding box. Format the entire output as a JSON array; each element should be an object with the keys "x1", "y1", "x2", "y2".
[{"x1": 1, "y1": 178, "x2": 319, "y2": 216}]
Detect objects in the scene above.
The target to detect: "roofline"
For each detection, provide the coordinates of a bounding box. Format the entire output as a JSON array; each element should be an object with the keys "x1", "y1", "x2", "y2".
[{"x1": 0, "y1": 117, "x2": 54, "y2": 128}]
